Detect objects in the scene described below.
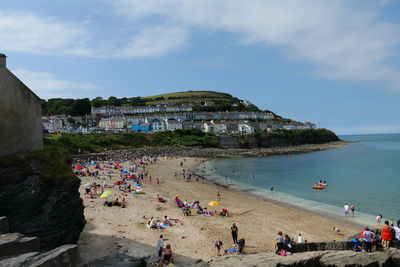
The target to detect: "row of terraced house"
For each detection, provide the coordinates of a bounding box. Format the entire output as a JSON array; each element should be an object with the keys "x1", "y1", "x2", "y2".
[{"x1": 42, "y1": 105, "x2": 316, "y2": 134}]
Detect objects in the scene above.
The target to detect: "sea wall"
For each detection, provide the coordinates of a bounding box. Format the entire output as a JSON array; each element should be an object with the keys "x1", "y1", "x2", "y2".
[{"x1": 0, "y1": 54, "x2": 43, "y2": 157}]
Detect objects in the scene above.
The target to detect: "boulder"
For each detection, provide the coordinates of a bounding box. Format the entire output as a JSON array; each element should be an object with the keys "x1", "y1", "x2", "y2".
[
  {"x1": 0, "y1": 233, "x2": 40, "y2": 258},
  {"x1": 0, "y1": 244, "x2": 77, "y2": 267},
  {"x1": 0, "y1": 169, "x2": 86, "y2": 251},
  {"x1": 0, "y1": 217, "x2": 8, "y2": 234}
]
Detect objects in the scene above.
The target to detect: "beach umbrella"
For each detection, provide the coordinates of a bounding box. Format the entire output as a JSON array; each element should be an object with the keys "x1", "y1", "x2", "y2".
[
  {"x1": 100, "y1": 190, "x2": 113, "y2": 199},
  {"x1": 208, "y1": 201, "x2": 220, "y2": 207}
]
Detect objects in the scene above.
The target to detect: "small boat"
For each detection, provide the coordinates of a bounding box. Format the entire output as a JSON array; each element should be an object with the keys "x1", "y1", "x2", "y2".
[
  {"x1": 319, "y1": 183, "x2": 328, "y2": 187},
  {"x1": 312, "y1": 185, "x2": 324, "y2": 190}
]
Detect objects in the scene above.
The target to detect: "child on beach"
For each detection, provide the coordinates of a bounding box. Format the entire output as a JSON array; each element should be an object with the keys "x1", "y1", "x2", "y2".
[{"x1": 215, "y1": 240, "x2": 223, "y2": 256}]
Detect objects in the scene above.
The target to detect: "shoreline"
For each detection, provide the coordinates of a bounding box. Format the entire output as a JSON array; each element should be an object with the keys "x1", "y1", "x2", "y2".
[
  {"x1": 77, "y1": 153, "x2": 361, "y2": 266},
  {"x1": 191, "y1": 169, "x2": 367, "y2": 230},
  {"x1": 74, "y1": 141, "x2": 350, "y2": 161}
]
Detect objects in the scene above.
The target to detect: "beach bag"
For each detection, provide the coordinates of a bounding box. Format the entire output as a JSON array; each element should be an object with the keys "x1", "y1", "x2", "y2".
[{"x1": 280, "y1": 249, "x2": 287, "y2": 256}]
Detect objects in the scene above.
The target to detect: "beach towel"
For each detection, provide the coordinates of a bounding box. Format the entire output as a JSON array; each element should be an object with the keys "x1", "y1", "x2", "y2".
[{"x1": 227, "y1": 248, "x2": 237, "y2": 253}]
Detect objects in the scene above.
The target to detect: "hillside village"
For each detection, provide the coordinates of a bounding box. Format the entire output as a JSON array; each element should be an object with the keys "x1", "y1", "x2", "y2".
[{"x1": 42, "y1": 94, "x2": 316, "y2": 135}]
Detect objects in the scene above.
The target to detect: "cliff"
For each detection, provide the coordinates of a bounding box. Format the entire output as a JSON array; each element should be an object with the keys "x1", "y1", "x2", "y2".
[{"x1": 0, "y1": 147, "x2": 86, "y2": 251}]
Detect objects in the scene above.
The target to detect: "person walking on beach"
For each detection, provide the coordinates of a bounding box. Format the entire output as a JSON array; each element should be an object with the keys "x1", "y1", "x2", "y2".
[
  {"x1": 156, "y1": 235, "x2": 164, "y2": 258},
  {"x1": 350, "y1": 204, "x2": 355, "y2": 216},
  {"x1": 376, "y1": 214, "x2": 383, "y2": 225},
  {"x1": 344, "y1": 203, "x2": 350, "y2": 216},
  {"x1": 231, "y1": 223, "x2": 238, "y2": 245}
]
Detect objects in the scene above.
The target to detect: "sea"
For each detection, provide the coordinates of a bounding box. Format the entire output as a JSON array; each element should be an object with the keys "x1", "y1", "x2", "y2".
[{"x1": 195, "y1": 133, "x2": 400, "y2": 226}]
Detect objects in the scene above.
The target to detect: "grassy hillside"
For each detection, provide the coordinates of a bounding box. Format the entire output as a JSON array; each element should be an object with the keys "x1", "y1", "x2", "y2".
[{"x1": 142, "y1": 91, "x2": 239, "y2": 105}]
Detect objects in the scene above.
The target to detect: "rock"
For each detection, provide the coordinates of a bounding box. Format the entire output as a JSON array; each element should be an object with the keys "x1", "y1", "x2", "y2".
[
  {"x1": 0, "y1": 233, "x2": 40, "y2": 258},
  {"x1": 0, "y1": 217, "x2": 9, "y2": 234},
  {"x1": 83, "y1": 253, "x2": 146, "y2": 267},
  {"x1": 0, "y1": 252, "x2": 40, "y2": 267},
  {"x1": 0, "y1": 244, "x2": 77, "y2": 267},
  {"x1": 195, "y1": 250, "x2": 400, "y2": 267},
  {"x1": 0, "y1": 168, "x2": 86, "y2": 251},
  {"x1": 293, "y1": 241, "x2": 352, "y2": 252},
  {"x1": 320, "y1": 250, "x2": 391, "y2": 266},
  {"x1": 218, "y1": 135, "x2": 240, "y2": 149}
]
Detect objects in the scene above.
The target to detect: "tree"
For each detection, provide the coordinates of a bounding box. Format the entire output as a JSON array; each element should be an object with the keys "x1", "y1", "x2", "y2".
[
  {"x1": 70, "y1": 98, "x2": 91, "y2": 116},
  {"x1": 108, "y1": 96, "x2": 122, "y2": 106},
  {"x1": 91, "y1": 97, "x2": 105, "y2": 107}
]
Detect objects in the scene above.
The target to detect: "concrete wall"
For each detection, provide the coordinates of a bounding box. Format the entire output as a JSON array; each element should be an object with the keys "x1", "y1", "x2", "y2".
[{"x1": 0, "y1": 54, "x2": 43, "y2": 157}]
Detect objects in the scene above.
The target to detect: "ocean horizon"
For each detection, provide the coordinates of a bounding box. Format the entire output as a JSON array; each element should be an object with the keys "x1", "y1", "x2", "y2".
[{"x1": 196, "y1": 133, "x2": 400, "y2": 227}]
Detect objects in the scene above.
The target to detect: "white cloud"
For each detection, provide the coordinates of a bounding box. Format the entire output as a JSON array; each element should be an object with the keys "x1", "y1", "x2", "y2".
[
  {"x1": 12, "y1": 68, "x2": 99, "y2": 99},
  {"x1": 0, "y1": 9, "x2": 188, "y2": 58},
  {"x1": 2, "y1": 1, "x2": 400, "y2": 90},
  {"x1": 109, "y1": 0, "x2": 400, "y2": 90},
  {"x1": 0, "y1": 10, "x2": 92, "y2": 56}
]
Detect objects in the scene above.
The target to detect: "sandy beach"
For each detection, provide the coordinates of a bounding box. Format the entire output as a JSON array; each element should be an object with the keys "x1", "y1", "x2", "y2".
[{"x1": 77, "y1": 157, "x2": 359, "y2": 266}]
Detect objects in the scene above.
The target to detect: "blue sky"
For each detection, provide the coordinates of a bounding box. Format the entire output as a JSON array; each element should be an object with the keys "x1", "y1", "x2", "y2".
[{"x1": 1, "y1": 0, "x2": 400, "y2": 135}]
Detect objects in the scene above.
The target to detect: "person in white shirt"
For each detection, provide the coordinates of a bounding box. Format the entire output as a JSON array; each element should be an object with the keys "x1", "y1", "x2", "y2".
[
  {"x1": 344, "y1": 203, "x2": 350, "y2": 216},
  {"x1": 297, "y1": 233, "x2": 304, "y2": 243},
  {"x1": 376, "y1": 214, "x2": 383, "y2": 225},
  {"x1": 156, "y1": 235, "x2": 164, "y2": 258},
  {"x1": 362, "y1": 227, "x2": 374, "y2": 252}
]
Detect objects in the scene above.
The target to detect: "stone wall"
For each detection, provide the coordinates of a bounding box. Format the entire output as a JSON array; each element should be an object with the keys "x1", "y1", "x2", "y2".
[{"x1": 0, "y1": 54, "x2": 43, "y2": 157}]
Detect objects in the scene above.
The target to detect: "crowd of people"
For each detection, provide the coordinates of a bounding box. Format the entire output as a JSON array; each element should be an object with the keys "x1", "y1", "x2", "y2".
[{"x1": 76, "y1": 155, "x2": 400, "y2": 266}]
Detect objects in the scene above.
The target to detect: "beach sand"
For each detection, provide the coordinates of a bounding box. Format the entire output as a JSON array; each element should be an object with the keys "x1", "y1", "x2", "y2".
[{"x1": 77, "y1": 157, "x2": 359, "y2": 266}]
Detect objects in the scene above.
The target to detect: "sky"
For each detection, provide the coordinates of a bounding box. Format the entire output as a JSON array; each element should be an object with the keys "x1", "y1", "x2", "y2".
[{"x1": 1, "y1": 0, "x2": 400, "y2": 135}]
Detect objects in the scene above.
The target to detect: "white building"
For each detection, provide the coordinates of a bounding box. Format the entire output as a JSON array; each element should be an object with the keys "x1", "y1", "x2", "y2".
[{"x1": 167, "y1": 120, "x2": 183, "y2": 131}]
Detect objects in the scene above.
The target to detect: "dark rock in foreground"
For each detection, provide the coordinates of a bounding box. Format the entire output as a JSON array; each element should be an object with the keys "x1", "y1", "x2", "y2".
[
  {"x1": 0, "y1": 244, "x2": 78, "y2": 267},
  {"x1": 197, "y1": 249, "x2": 400, "y2": 267},
  {"x1": 0, "y1": 167, "x2": 85, "y2": 251}
]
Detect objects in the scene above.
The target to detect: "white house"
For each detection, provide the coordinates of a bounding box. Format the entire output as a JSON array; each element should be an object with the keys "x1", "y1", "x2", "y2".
[
  {"x1": 42, "y1": 119, "x2": 53, "y2": 132},
  {"x1": 238, "y1": 122, "x2": 254, "y2": 134},
  {"x1": 51, "y1": 116, "x2": 64, "y2": 131},
  {"x1": 150, "y1": 118, "x2": 166, "y2": 131},
  {"x1": 167, "y1": 120, "x2": 183, "y2": 131}
]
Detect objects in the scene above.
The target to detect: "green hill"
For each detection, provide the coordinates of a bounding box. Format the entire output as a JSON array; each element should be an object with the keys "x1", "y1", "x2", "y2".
[
  {"x1": 42, "y1": 91, "x2": 263, "y2": 115},
  {"x1": 141, "y1": 90, "x2": 240, "y2": 105}
]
